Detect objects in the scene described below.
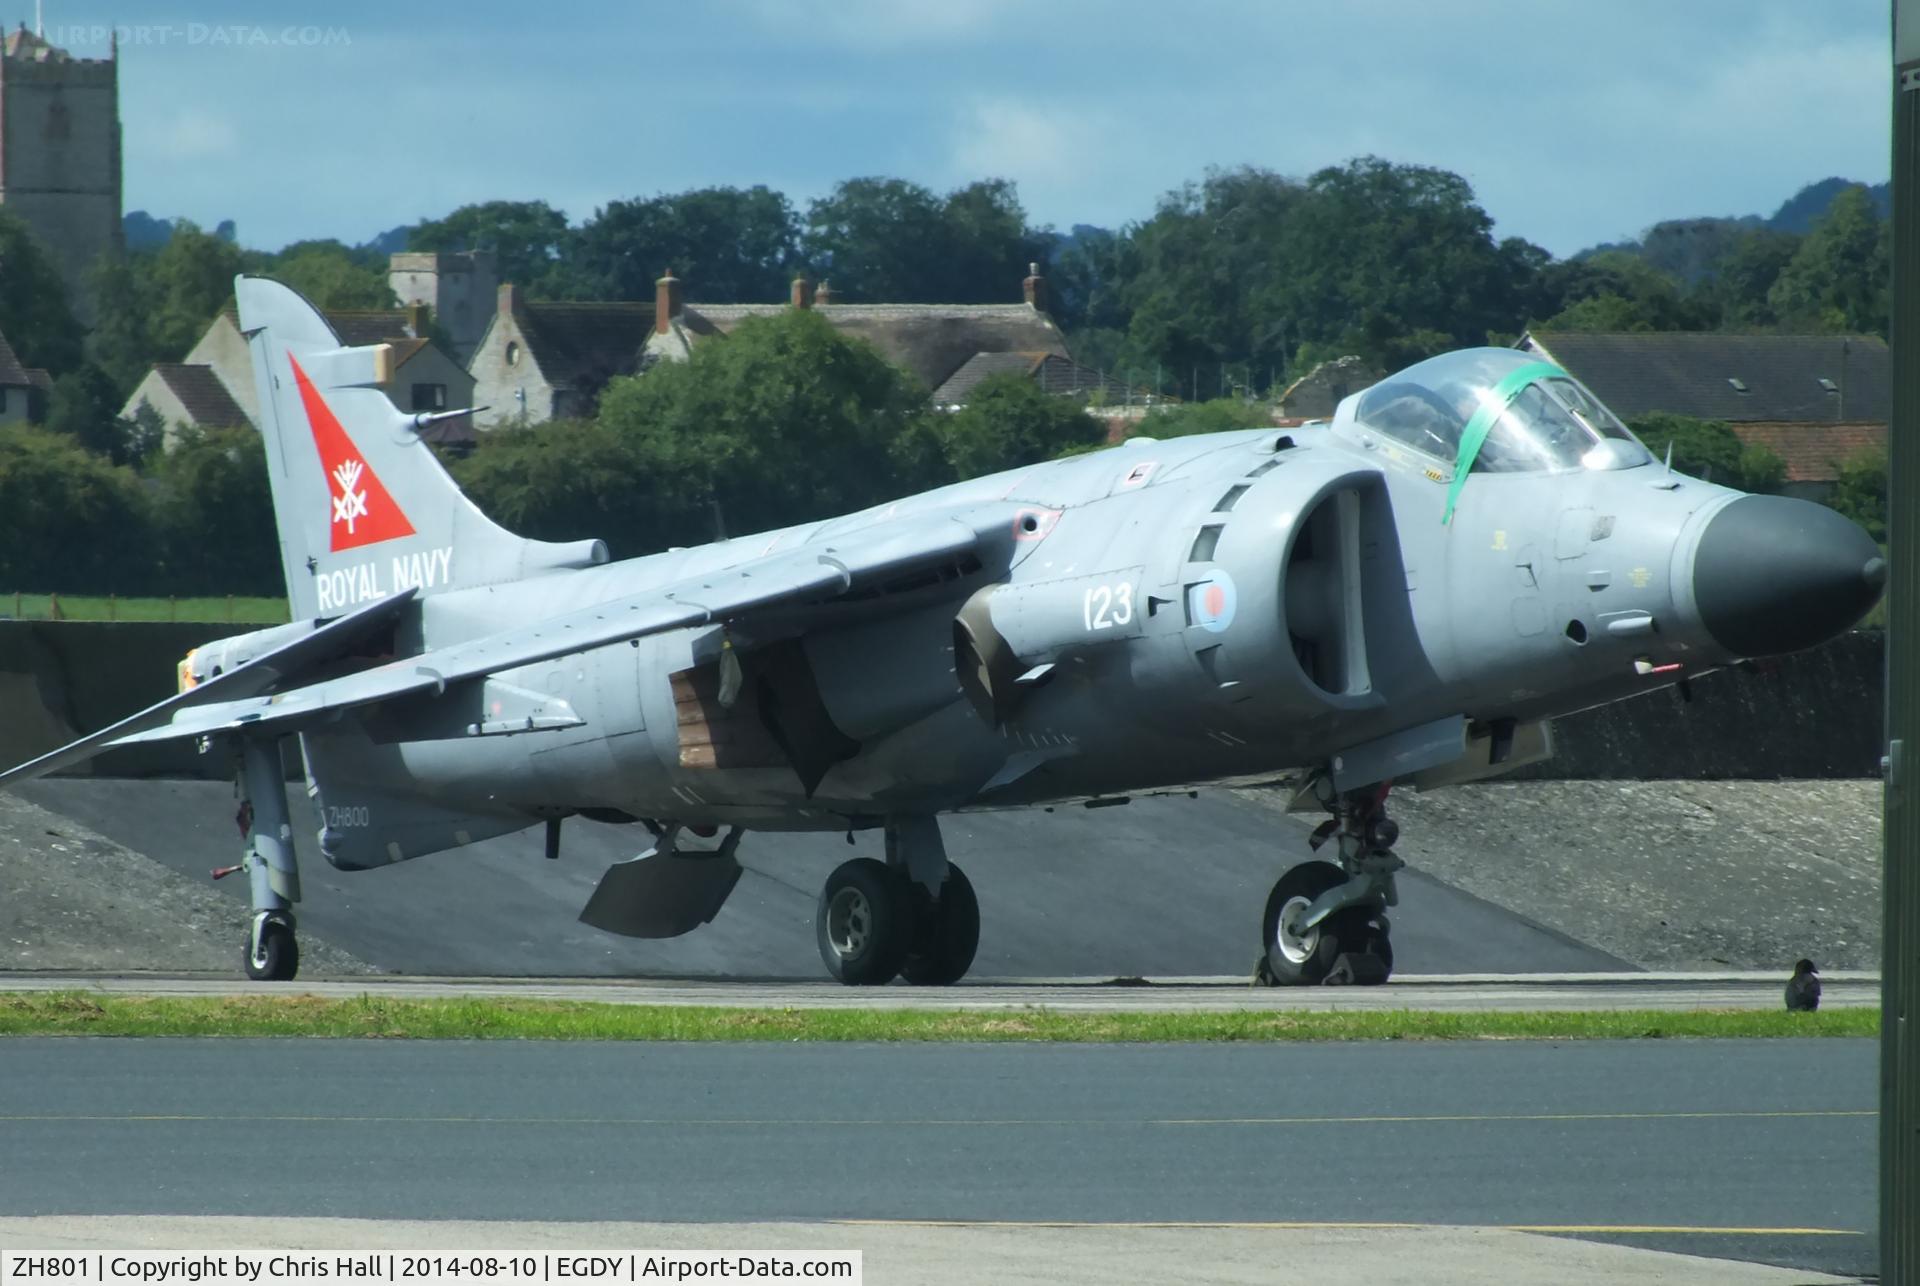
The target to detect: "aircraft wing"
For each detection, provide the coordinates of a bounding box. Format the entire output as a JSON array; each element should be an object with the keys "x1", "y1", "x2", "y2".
[
  {"x1": 96, "y1": 513, "x2": 986, "y2": 754},
  {"x1": 0, "y1": 589, "x2": 419, "y2": 788}
]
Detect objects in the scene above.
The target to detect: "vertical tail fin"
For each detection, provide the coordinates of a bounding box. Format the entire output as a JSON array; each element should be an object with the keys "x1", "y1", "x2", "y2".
[{"x1": 237, "y1": 275, "x2": 607, "y2": 619}]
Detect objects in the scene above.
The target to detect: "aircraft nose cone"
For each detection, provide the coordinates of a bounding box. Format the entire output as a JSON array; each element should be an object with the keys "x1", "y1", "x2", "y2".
[{"x1": 1692, "y1": 494, "x2": 1885, "y2": 657}]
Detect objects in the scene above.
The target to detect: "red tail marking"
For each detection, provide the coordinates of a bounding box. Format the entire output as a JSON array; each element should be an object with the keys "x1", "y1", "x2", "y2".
[{"x1": 288, "y1": 354, "x2": 415, "y2": 551}]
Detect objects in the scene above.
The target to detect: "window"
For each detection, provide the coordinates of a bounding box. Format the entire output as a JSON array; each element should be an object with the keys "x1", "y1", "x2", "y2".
[
  {"x1": 411, "y1": 383, "x2": 448, "y2": 412},
  {"x1": 1727, "y1": 377, "x2": 1749, "y2": 393},
  {"x1": 0, "y1": 387, "x2": 7, "y2": 414},
  {"x1": 1819, "y1": 377, "x2": 1839, "y2": 393},
  {"x1": 505, "y1": 340, "x2": 520, "y2": 367}
]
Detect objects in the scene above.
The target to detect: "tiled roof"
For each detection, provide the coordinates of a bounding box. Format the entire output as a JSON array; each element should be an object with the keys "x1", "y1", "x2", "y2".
[
  {"x1": 685, "y1": 302, "x2": 1069, "y2": 393},
  {"x1": 1523, "y1": 332, "x2": 1890, "y2": 424},
  {"x1": 23, "y1": 369, "x2": 51, "y2": 393},
  {"x1": 1728, "y1": 422, "x2": 1886, "y2": 484},
  {"x1": 517, "y1": 302, "x2": 657, "y2": 398},
  {"x1": 152, "y1": 364, "x2": 250, "y2": 428},
  {"x1": 327, "y1": 310, "x2": 416, "y2": 347},
  {"x1": 0, "y1": 328, "x2": 30, "y2": 387}
]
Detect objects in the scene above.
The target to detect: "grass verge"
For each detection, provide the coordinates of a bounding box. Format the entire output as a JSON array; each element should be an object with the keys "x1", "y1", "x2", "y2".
[
  {"x1": 3, "y1": 594, "x2": 290, "y2": 624},
  {"x1": 0, "y1": 993, "x2": 1880, "y2": 1041}
]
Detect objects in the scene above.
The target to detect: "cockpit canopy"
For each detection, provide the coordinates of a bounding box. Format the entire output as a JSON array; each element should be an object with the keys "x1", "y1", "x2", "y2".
[{"x1": 1346, "y1": 348, "x2": 1652, "y2": 474}]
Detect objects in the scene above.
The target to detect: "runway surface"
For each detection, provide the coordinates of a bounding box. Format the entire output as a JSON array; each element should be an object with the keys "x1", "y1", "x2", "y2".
[
  {"x1": 17, "y1": 779, "x2": 1625, "y2": 978},
  {"x1": 0, "y1": 970, "x2": 1883, "y2": 1011},
  {"x1": 0, "y1": 1038, "x2": 1876, "y2": 1280}
]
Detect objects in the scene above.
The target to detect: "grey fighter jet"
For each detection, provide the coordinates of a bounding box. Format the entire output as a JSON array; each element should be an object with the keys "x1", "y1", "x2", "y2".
[{"x1": 0, "y1": 279, "x2": 1886, "y2": 985}]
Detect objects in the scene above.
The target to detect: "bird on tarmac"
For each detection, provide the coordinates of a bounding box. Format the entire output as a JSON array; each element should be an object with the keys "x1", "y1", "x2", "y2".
[{"x1": 1786, "y1": 959, "x2": 1821, "y2": 1012}]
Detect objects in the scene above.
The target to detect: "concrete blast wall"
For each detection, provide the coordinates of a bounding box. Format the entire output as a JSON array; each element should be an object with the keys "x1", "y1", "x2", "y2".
[{"x1": 0, "y1": 621, "x2": 1888, "y2": 783}]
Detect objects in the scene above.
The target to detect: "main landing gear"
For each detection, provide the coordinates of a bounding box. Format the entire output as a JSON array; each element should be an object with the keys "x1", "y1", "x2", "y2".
[
  {"x1": 816, "y1": 816, "x2": 979, "y2": 986},
  {"x1": 1256, "y1": 779, "x2": 1402, "y2": 987}
]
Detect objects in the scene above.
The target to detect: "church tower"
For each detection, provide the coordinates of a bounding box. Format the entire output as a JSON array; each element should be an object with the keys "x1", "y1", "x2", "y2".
[{"x1": 0, "y1": 22, "x2": 123, "y2": 322}]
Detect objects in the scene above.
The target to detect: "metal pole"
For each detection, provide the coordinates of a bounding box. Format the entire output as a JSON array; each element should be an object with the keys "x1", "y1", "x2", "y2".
[{"x1": 1886, "y1": 4, "x2": 1920, "y2": 1280}]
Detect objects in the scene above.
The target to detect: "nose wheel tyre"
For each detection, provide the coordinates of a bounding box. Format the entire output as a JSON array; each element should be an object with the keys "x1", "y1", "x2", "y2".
[
  {"x1": 817, "y1": 858, "x2": 910, "y2": 985},
  {"x1": 900, "y1": 863, "x2": 980, "y2": 986},
  {"x1": 1260, "y1": 860, "x2": 1391, "y2": 986}
]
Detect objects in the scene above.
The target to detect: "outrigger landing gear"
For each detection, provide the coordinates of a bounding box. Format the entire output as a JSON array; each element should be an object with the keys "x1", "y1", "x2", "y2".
[
  {"x1": 1256, "y1": 779, "x2": 1401, "y2": 987},
  {"x1": 235, "y1": 737, "x2": 302, "y2": 981},
  {"x1": 815, "y1": 816, "x2": 980, "y2": 986}
]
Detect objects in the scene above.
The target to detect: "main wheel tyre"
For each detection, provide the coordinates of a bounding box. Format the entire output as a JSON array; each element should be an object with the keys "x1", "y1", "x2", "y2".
[
  {"x1": 816, "y1": 858, "x2": 910, "y2": 985},
  {"x1": 900, "y1": 864, "x2": 980, "y2": 986},
  {"x1": 1260, "y1": 860, "x2": 1354, "y2": 986},
  {"x1": 244, "y1": 918, "x2": 299, "y2": 982}
]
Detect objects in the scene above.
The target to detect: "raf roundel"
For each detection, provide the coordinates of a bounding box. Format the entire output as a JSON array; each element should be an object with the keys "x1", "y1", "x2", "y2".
[{"x1": 1187, "y1": 569, "x2": 1237, "y2": 634}]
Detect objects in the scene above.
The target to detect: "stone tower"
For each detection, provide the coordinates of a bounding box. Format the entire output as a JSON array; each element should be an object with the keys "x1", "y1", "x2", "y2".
[
  {"x1": 388, "y1": 250, "x2": 499, "y2": 364},
  {"x1": 0, "y1": 23, "x2": 122, "y2": 322}
]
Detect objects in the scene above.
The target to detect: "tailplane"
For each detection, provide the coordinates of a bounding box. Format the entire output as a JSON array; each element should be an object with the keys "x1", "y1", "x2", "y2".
[{"x1": 236, "y1": 275, "x2": 607, "y2": 619}]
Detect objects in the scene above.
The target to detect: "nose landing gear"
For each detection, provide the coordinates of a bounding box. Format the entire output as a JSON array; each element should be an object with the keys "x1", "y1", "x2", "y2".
[{"x1": 1255, "y1": 780, "x2": 1401, "y2": 986}]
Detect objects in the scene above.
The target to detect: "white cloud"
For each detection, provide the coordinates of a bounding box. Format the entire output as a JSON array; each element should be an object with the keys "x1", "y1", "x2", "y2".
[
  {"x1": 136, "y1": 107, "x2": 238, "y2": 161},
  {"x1": 742, "y1": 0, "x2": 1021, "y2": 48}
]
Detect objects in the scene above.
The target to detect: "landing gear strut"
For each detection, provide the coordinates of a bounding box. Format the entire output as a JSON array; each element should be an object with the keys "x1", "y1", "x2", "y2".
[
  {"x1": 1256, "y1": 779, "x2": 1401, "y2": 986},
  {"x1": 235, "y1": 737, "x2": 301, "y2": 982},
  {"x1": 815, "y1": 816, "x2": 979, "y2": 986}
]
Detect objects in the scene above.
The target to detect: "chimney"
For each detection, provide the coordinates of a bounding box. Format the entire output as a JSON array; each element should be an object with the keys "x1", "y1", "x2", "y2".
[
  {"x1": 1022, "y1": 262, "x2": 1047, "y2": 313},
  {"x1": 656, "y1": 268, "x2": 683, "y2": 335},
  {"x1": 404, "y1": 303, "x2": 428, "y2": 338},
  {"x1": 816, "y1": 279, "x2": 834, "y2": 306},
  {"x1": 790, "y1": 274, "x2": 815, "y2": 309},
  {"x1": 498, "y1": 283, "x2": 523, "y2": 319}
]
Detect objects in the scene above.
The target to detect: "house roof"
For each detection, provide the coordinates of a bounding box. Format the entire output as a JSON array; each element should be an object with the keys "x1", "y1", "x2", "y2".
[
  {"x1": 1728, "y1": 422, "x2": 1886, "y2": 485},
  {"x1": 0, "y1": 329, "x2": 30, "y2": 387},
  {"x1": 685, "y1": 302, "x2": 1069, "y2": 393},
  {"x1": 24, "y1": 369, "x2": 51, "y2": 393},
  {"x1": 515, "y1": 302, "x2": 657, "y2": 397},
  {"x1": 151, "y1": 363, "x2": 250, "y2": 428},
  {"x1": 931, "y1": 350, "x2": 1140, "y2": 406},
  {"x1": 1522, "y1": 331, "x2": 1890, "y2": 424}
]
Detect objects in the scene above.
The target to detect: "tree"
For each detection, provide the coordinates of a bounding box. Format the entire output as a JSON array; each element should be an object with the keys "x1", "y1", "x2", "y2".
[
  {"x1": 1126, "y1": 397, "x2": 1273, "y2": 441},
  {"x1": 0, "y1": 427, "x2": 155, "y2": 593},
  {"x1": 1768, "y1": 186, "x2": 1889, "y2": 335},
  {"x1": 409, "y1": 200, "x2": 572, "y2": 295},
  {"x1": 592, "y1": 310, "x2": 936, "y2": 551},
  {"x1": 147, "y1": 426, "x2": 283, "y2": 595},
  {"x1": 85, "y1": 252, "x2": 157, "y2": 394},
  {"x1": 803, "y1": 177, "x2": 1045, "y2": 303},
  {"x1": 266, "y1": 240, "x2": 394, "y2": 309},
  {"x1": 0, "y1": 208, "x2": 85, "y2": 374},
  {"x1": 932, "y1": 374, "x2": 1105, "y2": 479},
  {"x1": 1533, "y1": 251, "x2": 1710, "y2": 334},
  {"x1": 1627, "y1": 412, "x2": 1784, "y2": 493},
  {"x1": 44, "y1": 364, "x2": 138, "y2": 463},
  {"x1": 1827, "y1": 446, "x2": 1887, "y2": 542},
  {"x1": 568, "y1": 186, "x2": 800, "y2": 303},
  {"x1": 1698, "y1": 227, "x2": 1800, "y2": 331},
  {"x1": 451, "y1": 419, "x2": 659, "y2": 557},
  {"x1": 144, "y1": 221, "x2": 247, "y2": 359}
]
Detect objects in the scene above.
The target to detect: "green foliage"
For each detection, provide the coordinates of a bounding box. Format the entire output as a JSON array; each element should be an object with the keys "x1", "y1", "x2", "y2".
[
  {"x1": 930, "y1": 373, "x2": 1105, "y2": 479},
  {"x1": 1627, "y1": 412, "x2": 1784, "y2": 493},
  {"x1": 145, "y1": 427, "x2": 282, "y2": 596},
  {"x1": 1536, "y1": 251, "x2": 1712, "y2": 333},
  {"x1": 568, "y1": 186, "x2": 800, "y2": 303},
  {"x1": 0, "y1": 208, "x2": 84, "y2": 374},
  {"x1": 1827, "y1": 446, "x2": 1887, "y2": 542},
  {"x1": 803, "y1": 177, "x2": 1044, "y2": 303},
  {"x1": 43, "y1": 363, "x2": 144, "y2": 465},
  {"x1": 409, "y1": 200, "x2": 572, "y2": 294},
  {"x1": 85, "y1": 253, "x2": 157, "y2": 395},
  {"x1": 0, "y1": 427, "x2": 156, "y2": 593},
  {"x1": 143, "y1": 221, "x2": 247, "y2": 360},
  {"x1": 1128, "y1": 397, "x2": 1273, "y2": 441},
  {"x1": 450, "y1": 419, "x2": 660, "y2": 557},
  {"x1": 265, "y1": 240, "x2": 394, "y2": 309},
  {"x1": 1768, "y1": 186, "x2": 1889, "y2": 335},
  {"x1": 1698, "y1": 227, "x2": 1800, "y2": 330}
]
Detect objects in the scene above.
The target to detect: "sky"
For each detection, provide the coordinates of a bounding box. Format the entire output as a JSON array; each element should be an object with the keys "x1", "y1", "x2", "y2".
[{"x1": 23, "y1": 0, "x2": 1894, "y2": 259}]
